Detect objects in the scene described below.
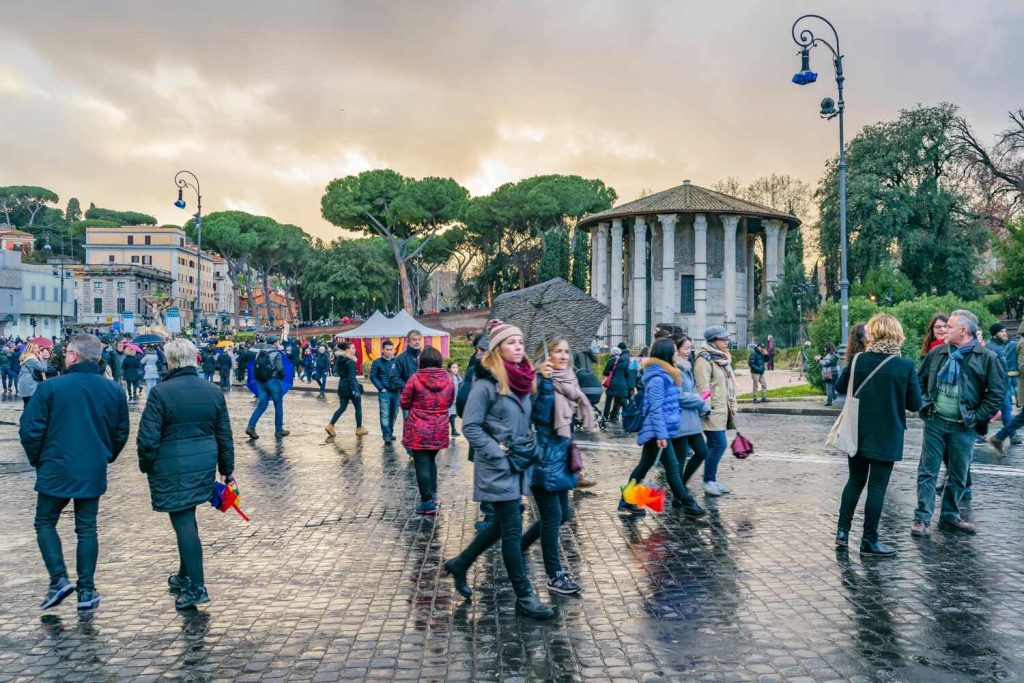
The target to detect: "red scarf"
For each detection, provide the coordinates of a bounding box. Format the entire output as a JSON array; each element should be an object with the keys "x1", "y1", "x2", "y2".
[{"x1": 504, "y1": 359, "x2": 535, "y2": 397}]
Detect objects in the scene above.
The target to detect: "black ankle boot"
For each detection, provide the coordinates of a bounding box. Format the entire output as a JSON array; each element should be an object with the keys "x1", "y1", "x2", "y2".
[
  {"x1": 443, "y1": 559, "x2": 472, "y2": 599},
  {"x1": 835, "y1": 529, "x2": 849, "y2": 548},
  {"x1": 859, "y1": 539, "x2": 897, "y2": 557},
  {"x1": 515, "y1": 592, "x2": 554, "y2": 620}
]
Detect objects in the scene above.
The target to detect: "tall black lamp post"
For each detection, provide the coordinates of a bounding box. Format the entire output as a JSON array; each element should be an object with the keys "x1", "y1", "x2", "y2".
[
  {"x1": 173, "y1": 170, "x2": 202, "y2": 339},
  {"x1": 791, "y1": 14, "x2": 848, "y2": 346}
]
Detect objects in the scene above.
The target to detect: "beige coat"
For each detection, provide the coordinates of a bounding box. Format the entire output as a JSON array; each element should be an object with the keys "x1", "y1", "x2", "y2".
[{"x1": 695, "y1": 350, "x2": 737, "y2": 432}]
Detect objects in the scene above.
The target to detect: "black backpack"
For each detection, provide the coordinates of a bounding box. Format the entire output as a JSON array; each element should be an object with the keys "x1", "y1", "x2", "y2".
[
  {"x1": 621, "y1": 387, "x2": 645, "y2": 433},
  {"x1": 254, "y1": 351, "x2": 273, "y2": 383}
]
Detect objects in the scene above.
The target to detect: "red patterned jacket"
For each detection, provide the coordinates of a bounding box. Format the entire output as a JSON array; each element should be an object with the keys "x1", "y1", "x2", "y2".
[{"x1": 400, "y1": 367, "x2": 455, "y2": 451}]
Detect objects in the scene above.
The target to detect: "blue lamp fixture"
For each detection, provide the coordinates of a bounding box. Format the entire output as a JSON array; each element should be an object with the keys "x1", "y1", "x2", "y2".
[
  {"x1": 791, "y1": 48, "x2": 817, "y2": 85},
  {"x1": 174, "y1": 188, "x2": 187, "y2": 209},
  {"x1": 173, "y1": 170, "x2": 203, "y2": 338}
]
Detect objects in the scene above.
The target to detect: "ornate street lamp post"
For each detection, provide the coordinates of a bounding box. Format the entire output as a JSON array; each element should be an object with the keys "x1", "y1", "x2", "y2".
[
  {"x1": 173, "y1": 170, "x2": 203, "y2": 339},
  {"x1": 791, "y1": 14, "x2": 848, "y2": 347}
]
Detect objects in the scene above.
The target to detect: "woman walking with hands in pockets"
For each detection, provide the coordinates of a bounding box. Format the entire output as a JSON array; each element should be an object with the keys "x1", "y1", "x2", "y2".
[{"x1": 833, "y1": 314, "x2": 922, "y2": 557}]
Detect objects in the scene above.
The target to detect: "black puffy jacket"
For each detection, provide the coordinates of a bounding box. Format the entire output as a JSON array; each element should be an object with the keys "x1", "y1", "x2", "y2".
[{"x1": 136, "y1": 367, "x2": 235, "y2": 512}]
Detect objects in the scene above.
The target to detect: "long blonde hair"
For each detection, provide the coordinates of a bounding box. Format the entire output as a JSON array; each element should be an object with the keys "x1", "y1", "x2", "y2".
[
  {"x1": 480, "y1": 345, "x2": 537, "y2": 397},
  {"x1": 20, "y1": 342, "x2": 43, "y2": 363}
]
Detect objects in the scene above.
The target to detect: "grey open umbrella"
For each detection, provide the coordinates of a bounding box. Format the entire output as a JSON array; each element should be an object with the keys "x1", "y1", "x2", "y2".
[{"x1": 490, "y1": 278, "x2": 608, "y2": 354}]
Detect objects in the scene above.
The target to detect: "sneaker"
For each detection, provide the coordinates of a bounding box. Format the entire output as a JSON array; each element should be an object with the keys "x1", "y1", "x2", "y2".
[
  {"x1": 939, "y1": 518, "x2": 976, "y2": 534},
  {"x1": 167, "y1": 573, "x2": 187, "y2": 594},
  {"x1": 324, "y1": 424, "x2": 337, "y2": 438},
  {"x1": 714, "y1": 481, "x2": 731, "y2": 494},
  {"x1": 617, "y1": 498, "x2": 646, "y2": 516},
  {"x1": 760, "y1": 398, "x2": 770, "y2": 403},
  {"x1": 76, "y1": 588, "x2": 101, "y2": 610},
  {"x1": 415, "y1": 500, "x2": 438, "y2": 516},
  {"x1": 245, "y1": 427, "x2": 258, "y2": 440},
  {"x1": 702, "y1": 481, "x2": 725, "y2": 496},
  {"x1": 547, "y1": 571, "x2": 582, "y2": 595},
  {"x1": 988, "y1": 435, "x2": 1006, "y2": 455},
  {"x1": 40, "y1": 577, "x2": 74, "y2": 610},
  {"x1": 911, "y1": 520, "x2": 929, "y2": 537},
  {"x1": 175, "y1": 585, "x2": 210, "y2": 610},
  {"x1": 275, "y1": 430, "x2": 290, "y2": 438},
  {"x1": 355, "y1": 427, "x2": 368, "y2": 436}
]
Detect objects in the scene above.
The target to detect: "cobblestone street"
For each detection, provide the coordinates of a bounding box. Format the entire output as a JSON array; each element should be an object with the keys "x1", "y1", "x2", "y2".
[{"x1": 2, "y1": 389, "x2": 1024, "y2": 682}]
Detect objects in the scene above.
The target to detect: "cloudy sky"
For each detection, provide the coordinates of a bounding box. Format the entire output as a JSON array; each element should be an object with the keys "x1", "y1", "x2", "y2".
[{"x1": 0, "y1": 1, "x2": 1021, "y2": 239}]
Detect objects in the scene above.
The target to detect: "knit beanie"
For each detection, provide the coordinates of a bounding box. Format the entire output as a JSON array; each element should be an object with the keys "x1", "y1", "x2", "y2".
[
  {"x1": 990, "y1": 322, "x2": 1006, "y2": 337},
  {"x1": 486, "y1": 318, "x2": 523, "y2": 351}
]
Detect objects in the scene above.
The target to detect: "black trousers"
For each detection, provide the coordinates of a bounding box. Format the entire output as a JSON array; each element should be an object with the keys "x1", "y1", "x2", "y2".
[
  {"x1": 603, "y1": 394, "x2": 626, "y2": 421},
  {"x1": 330, "y1": 395, "x2": 363, "y2": 427},
  {"x1": 838, "y1": 455, "x2": 894, "y2": 543},
  {"x1": 522, "y1": 489, "x2": 570, "y2": 578},
  {"x1": 35, "y1": 494, "x2": 99, "y2": 590},
  {"x1": 629, "y1": 438, "x2": 696, "y2": 505},
  {"x1": 451, "y1": 499, "x2": 532, "y2": 597},
  {"x1": 170, "y1": 507, "x2": 204, "y2": 587},
  {"x1": 411, "y1": 450, "x2": 438, "y2": 502},
  {"x1": 680, "y1": 433, "x2": 710, "y2": 486}
]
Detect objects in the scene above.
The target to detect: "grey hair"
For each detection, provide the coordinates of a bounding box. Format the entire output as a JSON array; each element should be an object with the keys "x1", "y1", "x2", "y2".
[
  {"x1": 67, "y1": 335, "x2": 102, "y2": 364},
  {"x1": 164, "y1": 339, "x2": 199, "y2": 370},
  {"x1": 950, "y1": 309, "x2": 979, "y2": 336}
]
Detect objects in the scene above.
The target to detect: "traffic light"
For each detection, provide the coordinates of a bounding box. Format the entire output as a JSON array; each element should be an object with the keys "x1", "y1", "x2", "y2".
[{"x1": 30, "y1": 316, "x2": 37, "y2": 327}]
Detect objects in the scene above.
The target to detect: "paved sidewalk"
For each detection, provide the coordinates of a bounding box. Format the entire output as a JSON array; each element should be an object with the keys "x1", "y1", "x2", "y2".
[{"x1": 1, "y1": 390, "x2": 1023, "y2": 681}]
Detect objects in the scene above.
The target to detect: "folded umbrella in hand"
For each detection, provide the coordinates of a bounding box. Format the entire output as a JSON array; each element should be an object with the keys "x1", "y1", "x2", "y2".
[{"x1": 210, "y1": 480, "x2": 250, "y2": 521}]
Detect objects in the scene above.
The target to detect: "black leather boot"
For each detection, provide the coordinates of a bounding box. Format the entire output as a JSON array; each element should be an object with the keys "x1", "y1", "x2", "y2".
[
  {"x1": 835, "y1": 529, "x2": 849, "y2": 548},
  {"x1": 859, "y1": 539, "x2": 897, "y2": 557},
  {"x1": 515, "y1": 591, "x2": 554, "y2": 620},
  {"x1": 443, "y1": 559, "x2": 472, "y2": 599}
]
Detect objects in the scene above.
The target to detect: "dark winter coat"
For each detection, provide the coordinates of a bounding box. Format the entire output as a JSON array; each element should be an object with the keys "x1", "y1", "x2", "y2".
[
  {"x1": 136, "y1": 367, "x2": 235, "y2": 512},
  {"x1": 530, "y1": 377, "x2": 577, "y2": 492},
  {"x1": 314, "y1": 352, "x2": 330, "y2": 376},
  {"x1": 396, "y1": 346, "x2": 421, "y2": 390},
  {"x1": 400, "y1": 367, "x2": 455, "y2": 451},
  {"x1": 110, "y1": 350, "x2": 125, "y2": 380},
  {"x1": 216, "y1": 350, "x2": 233, "y2": 373},
  {"x1": 122, "y1": 353, "x2": 142, "y2": 381},
  {"x1": 370, "y1": 355, "x2": 403, "y2": 393},
  {"x1": 19, "y1": 362, "x2": 130, "y2": 499},
  {"x1": 918, "y1": 343, "x2": 1005, "y2": 428},
  {"x1": 835, "y1": 352, "x2": 923, "y2": 462},
  {"x1": 335, "y1": 354, "x2": 362, "y2": 398},
  {"x1": 462, "y1": 363, "x2": 534, "y2": 502},
  {"x1": 603, "y1": 351, "x2": 631, "y2": 398},
  {"x1": 637, "y1": 358, "x2": 682, "y2": 446},
  {"x1": 748, "y1": 350, "x2": 767, "y2": 375},
  {"x1": 201, "y1": 349, "x2": 216, "y2": 374}
]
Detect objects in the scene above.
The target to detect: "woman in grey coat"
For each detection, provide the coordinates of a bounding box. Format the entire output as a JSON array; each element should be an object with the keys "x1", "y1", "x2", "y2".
[
  {"x1": 443, "y1": 319, "x2": 554, "y2": 620},
  {"x1": 18, "y1": 343, "x2": 51, "y2": 406},
  {"x1": 141, "y1": 347, "x2": 161, "y2": 396}
]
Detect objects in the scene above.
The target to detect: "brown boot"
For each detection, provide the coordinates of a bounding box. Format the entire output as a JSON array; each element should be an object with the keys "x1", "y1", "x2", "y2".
[
  {"x1": 577, "y1": 473, "x2": 597, "y2": 489},
  {"x1": 324, "y1": 424, "x2": 337, "y2": 438},
  {"x1": 988, "y1": 435, "x2": 1006, "y2": 455},
  {"x1": 355, "y1": 427, "x2": 368, "y2": 436}
]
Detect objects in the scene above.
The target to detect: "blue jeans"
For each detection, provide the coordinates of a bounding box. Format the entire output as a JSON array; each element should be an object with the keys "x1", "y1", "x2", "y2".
[
  {"x1": 248, "y1": 378, "x2": 284, "y2": 433},
  {"x1": 915, "y1": 417, "x2": 974, "y2": 524},
  {"x1": 1000, "y1": 388, "x2": 1016, "y2": 436},
  {"x1": 378, "y1": 391, "x2": 400, "y2": 440},
  {"x1": 204, "y1": 371, "x2": 215, "y2": 382},
  {"x1": 35, "y1": 494, "x2": 99, "y2": 590},
  {"x1": 315, "y1": 373, "x2": 327, "y2": 395},
  {"x1": 1, "y1": 366, "x2": 14, "y2": 392},
  {"x1": 702, "y1": 430, "x2": 728, "y2": 482},
  {"x1": 997, "y1": 407, "x2": 1024, "y2": 441},
  {"x1": 330, "y1": 395, "x2": 362, "y2": 428}
]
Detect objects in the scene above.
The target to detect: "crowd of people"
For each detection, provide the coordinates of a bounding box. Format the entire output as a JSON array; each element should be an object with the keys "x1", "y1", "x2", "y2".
[{"x1": 12, "y1": 302, "x2": 1021, "y2": 620}]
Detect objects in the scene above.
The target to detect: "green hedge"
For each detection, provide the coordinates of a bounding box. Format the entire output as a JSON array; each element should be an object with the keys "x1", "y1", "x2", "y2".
[{"x1": 805, "y1": 294, "x2": 998, "y2": 391}]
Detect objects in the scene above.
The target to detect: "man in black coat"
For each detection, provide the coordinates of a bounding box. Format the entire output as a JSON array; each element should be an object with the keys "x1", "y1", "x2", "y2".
[
  {"x1": 19, "y1": 334, "x2": 130, "y2": 611},
  {"x1": 216, "y1": 348, "x2": 233, "y2": 390}
]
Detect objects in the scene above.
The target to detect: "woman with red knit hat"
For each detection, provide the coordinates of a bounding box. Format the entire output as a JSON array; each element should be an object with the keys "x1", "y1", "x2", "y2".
[{"x1": 443, "y1": 319, "x2": 555, "y2": 620}]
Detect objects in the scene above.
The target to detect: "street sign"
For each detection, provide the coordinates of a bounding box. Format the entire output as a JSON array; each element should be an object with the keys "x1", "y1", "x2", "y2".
[
  {"x1": 166, "y1": 307, "x2": 181, "y2": 334},
  {"x1": 122, "y1": 311, "x2": 135, "y2": 333}
]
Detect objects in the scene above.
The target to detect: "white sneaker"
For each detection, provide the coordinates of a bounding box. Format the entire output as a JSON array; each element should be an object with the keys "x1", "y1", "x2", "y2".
[
  {"x1": 702, "y1": 481, "x2": 724, "y2": 496},
  {"x1": 714, "y1": 481, "x2": 731, "y2": 494}
]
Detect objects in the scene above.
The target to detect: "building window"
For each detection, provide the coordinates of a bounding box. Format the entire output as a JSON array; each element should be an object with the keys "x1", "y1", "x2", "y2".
[
  {"x1": 680, "y1": 275, "x2": 696, "y2": 314},
  {"x1": 142, "y1": 256, "x2": 152, "y2": 265},
  {"x1": 93, "y1": 297, "x2": 103, "y2": 314},
  {"x1": 127, "y1": 235, "x2": 134, "y2": 245},
  {"x1": 189, "y1": 260, "x2": 195, "y2": 268},
  {"x1": 93, "y1": 281, "x2": 103, "y2": 290},
  {"x1": 131, "y1": 255, "x2": 140, "y2": 263},
  {"x1": 137, "y1": 298, "x2": 142, "y2": 313},
  {"x1": 189, "y1": 276, "x2": 194, "y2": 284},
  {"x1": 180, "y1": 238, "x2": 184, "y2": 247},
  {"x1": 53, "y1": 287, "x2": 58, "y2": 301},
  {"x1": 116, "y1": 298, "x2": 126, "y2": 313},
  {"x1": 144, "y1": 235, "x2": 152, "y2": 245},
  {"x1": 30, "y1": 285, "x2": 36, "y2": 300},
  {"x1": 108, "y1": 255, "x2": 115, "y2": 262},
  {"x1": 117, "y1": 281, "x2": 126, "y2": 290}
]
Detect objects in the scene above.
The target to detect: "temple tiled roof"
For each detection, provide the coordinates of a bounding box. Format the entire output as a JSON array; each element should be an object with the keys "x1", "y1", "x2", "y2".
[{"x1": 578, "y1": 181, "x2": 800, "y2": 229}]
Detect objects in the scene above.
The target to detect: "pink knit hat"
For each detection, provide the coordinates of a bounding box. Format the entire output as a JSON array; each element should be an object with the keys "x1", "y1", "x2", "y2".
[{"x1": 486, "y1": 318, "x2": 523, "y2": 350}]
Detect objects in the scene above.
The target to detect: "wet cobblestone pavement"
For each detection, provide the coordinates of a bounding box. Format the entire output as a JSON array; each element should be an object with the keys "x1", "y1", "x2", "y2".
[{"x1": 3, "y1": 390, "x2": 1024, "y2": 682}]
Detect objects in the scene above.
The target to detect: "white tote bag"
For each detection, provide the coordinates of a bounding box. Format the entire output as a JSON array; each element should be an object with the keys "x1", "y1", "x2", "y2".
[{"x1": 826, "y1": 353, "x2": 896, "y2": 456}]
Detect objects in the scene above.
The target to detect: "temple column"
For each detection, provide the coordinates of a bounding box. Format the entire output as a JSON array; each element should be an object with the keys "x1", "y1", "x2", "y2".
[
  {"x1": 595, "y1": 222, "x2": 609, "y2": 339},
  {"x1": 764, "y1": 220, "x2": 781, "y2": 294},
  {"x1": 723, "y1": 215, "x2": 739, "y2": 338},
  {"x1": 747, "y1": 233, "x2": 757, "y2": 321},
  {"x1": 631, "y1": 217, "x2": 647, "y2": 345},
  {"x1": 657, "y1": 214, "x2": 678, "y2": 324},
  {"x1": 609, "y1": 219, "x2": 624, "y2": 345},
  {"x1": 693, "y1": 213, "x2": 708, "y2": 336},
  {"x1": 778, "y1": 225, "x2": 789, "y2": 281}
]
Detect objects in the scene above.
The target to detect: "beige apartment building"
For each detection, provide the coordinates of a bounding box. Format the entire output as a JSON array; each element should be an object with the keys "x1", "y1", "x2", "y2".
[{"x1": 84, "y1": 225, "x2": 230, "y2": 328}]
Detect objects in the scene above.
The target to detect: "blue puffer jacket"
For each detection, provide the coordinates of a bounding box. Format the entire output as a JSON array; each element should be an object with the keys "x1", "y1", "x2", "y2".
[
  {"x1": 530, "y1": 377, "x2": 577, "y2": 492},
  {"x1": 637, "y1": 359, "x2": 682, "y2": 446},
  {"x1": 675, "y1": 360, "x2": 709, "y2": 437}
]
